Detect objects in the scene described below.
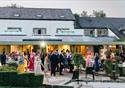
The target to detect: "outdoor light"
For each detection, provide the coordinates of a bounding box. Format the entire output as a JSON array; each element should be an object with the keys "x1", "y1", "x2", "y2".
[
  {"x1": 63, "y1": 45, "x2": 68, "y2": 49},
  {"x1": 40, "y1": 42, "x2": 46, "y2": 48},
  {"x1": 109, "y1": 45, "x2": 112, "y2": 48}
]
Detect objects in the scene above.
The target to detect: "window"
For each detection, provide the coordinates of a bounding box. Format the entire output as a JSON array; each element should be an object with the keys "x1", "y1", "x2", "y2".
[
  {"x1": 97, "y1": 29, "x2": 108, "y2": 37},
  {"x1": 14, "y1": 13, "x2": 20, "y2": 17},
  {"x1": 33, "y1": 28, "x2": 46, "y2": 35},
  {"x1": 56, "y1": 28, "x2": 70, "y2": 33},
  {"x1": 84, "y1": 29, "x2": 95, "y2": 36},
  {"x1": 5, "y1": 27, "x2": 22, "y2": 32}
]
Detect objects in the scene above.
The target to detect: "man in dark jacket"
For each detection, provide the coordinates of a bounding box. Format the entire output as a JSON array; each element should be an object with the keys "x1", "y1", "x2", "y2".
[
  {"x1": 59, "y1": 50, "x2": 65, "y2": 75},
  {"x1": 50, "y1": 51, "x2": 58, "y2": 76},
  {"x1": 1, "y1": 51, "x2": 6, "y2": 65}
]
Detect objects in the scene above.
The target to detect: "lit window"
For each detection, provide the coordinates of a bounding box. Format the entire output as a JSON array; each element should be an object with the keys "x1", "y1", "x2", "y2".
[
  {"x1": 33, "y1": 28, "x2": 46, "y2": 35},
  {"x1": 5, "y1": 27, "x2": 22, "y2": 32}
]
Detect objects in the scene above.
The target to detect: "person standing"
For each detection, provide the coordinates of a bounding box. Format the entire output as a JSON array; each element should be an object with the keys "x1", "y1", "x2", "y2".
[
  {"x1": 66, "y1": 50, "x2": 72, "y2": 72},
  {"x1": 26, "y1": 49, "x2": 30, "y2": 62},
  {"x1": 17, "y1": 52, "x2": 25, "y2": 73},
  {"x1": 50, "y1": 51, "x2": 58, "y2": 76},
  {"x1": 34, "y1": 51, "x2": 43, "y2": 75},
  {"x1": 120, "y1": 50, "x2": 125, "y2": 62},
  {"x1": 40, "y1": 49, "x2": 45, "y2": 66},
  {"x1": 1, "y1": 51, "x2": 6, "y2": 66},
  {"x1": 44, "y1": 53, "x2": 50, "y2": 73},
  {"x1": 28, "y1": 49, "x2": 35, "y2": 72},
  {"x1": 93, "y1": 53, "x2": 100, "y2": 72},
  {"x1": 24, "y1": 52, "x2": 28, "y2": 72},
  {"x1": 59, "y1": 50, "x2": 65, "y2": 75}
]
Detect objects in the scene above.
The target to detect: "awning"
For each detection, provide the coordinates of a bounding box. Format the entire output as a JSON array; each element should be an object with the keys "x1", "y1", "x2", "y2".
[{"x1": 0, "y1": 41, "x2": 119, "y2": 45}]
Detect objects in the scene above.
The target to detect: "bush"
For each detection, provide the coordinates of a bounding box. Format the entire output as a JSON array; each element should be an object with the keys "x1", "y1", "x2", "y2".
[
  {"x1": 8, "y1": 62, "x2": 18, "y2": 68},
  {"x1": 105, "y1": 60, "x2": 119, "y2": 76},
  {"x1": 0, "y1": 65, "x2": 17, "y2": 72},
  {"x1": 0, "y1": 72, "x2": 17, "y2": 86},
  {"x1": 73, "y1": 53, "x2": 85, "y2": 68},
  {"x1": 0, "y1": 72, "x2": 44, "y2": 87}
]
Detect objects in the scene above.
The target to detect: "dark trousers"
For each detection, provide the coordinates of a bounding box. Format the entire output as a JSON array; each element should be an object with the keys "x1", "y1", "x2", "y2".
[
  {"x1": 51, "y1": 64, "x2": 57, "y2": 76},
  {"x1": 59, "y1": 63, "x2": 63, "y2": 75},
  {"x1": 1, "y1": 61, "x2": 6, "y2": 65},
  {"x1": 68, "y1": 60, "x2": 73, "y2": 72},
  {"x1": 41, "y1": 58, "x2": 44, "y2": 65}
]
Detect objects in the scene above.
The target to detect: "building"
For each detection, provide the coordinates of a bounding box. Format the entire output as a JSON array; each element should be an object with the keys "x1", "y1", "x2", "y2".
[{"x1": 0, "y1": 7, "x2": 124, "y2": 58}]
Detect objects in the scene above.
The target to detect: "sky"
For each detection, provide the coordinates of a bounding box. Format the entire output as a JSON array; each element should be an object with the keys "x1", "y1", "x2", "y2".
[{"x1": 0, "y1": 0, "x2": 125, "y2": 17}]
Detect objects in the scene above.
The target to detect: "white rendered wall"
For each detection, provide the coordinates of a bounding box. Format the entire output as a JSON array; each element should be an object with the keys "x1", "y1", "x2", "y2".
[{"x1": 0, "y1": 19, "x2": 75, "y2": 37}]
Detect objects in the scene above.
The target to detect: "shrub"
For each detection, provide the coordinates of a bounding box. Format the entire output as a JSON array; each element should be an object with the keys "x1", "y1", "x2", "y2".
[
  {"x1": 0, "y1": 72, "x2": 17, "y2": 86},
  {"x1": 105, "y1": 60, "x2": 119, "y2": 76},
  {"x1": 0, "y1": 65, "x2": 17, "y2": 72},
  {"x1": 73, "y1": 53, "x2": 85, "y2": 68},
  {"x1": 8, "y1": 62, "x2": 18, "y2": 68},
  {"x1": 0, "y1": 72, "x2": 44, "y2": 87}
]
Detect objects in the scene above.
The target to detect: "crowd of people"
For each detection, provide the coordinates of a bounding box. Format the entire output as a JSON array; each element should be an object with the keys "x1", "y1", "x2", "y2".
[
  {"x1": 0, "y1": 49, "x2": 73, "y2": 76},
  {"x1": 0, "y1": 48, "x2": 125, "y2": 76}
]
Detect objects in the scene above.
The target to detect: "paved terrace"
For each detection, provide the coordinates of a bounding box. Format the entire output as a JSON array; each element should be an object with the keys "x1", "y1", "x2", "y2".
[{"x1": 43, "y1": 71, "x2": 125, "y2": 88}]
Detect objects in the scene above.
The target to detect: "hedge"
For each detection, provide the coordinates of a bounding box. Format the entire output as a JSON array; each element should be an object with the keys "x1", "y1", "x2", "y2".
[{"x1": 0, "y1": 72, "x2": 44, "y2": 87}]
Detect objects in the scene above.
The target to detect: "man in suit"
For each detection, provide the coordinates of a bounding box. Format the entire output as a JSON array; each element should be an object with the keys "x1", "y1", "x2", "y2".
[{"x1": 50, "y1": 51, "x2": 58, "y2": 76}]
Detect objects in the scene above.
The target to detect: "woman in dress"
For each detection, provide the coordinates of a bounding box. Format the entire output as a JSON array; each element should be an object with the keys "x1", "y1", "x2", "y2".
[
  {"x1": 17, "y1": 52, "x2": 25, "y2": 73},
  {"x1": 44, "y1": 53, "x2": 50, "y2": 73},
  {"x1": 28, "y1": 49, "x2": 35, "y2": 72},
  {"x1": 24, "y1": 52, "x2": 28, "y2": 72},
  {"x1": 86, "y1": 52, "x2": 92, "y2": 67},
  {"x1": 34, "y1": 51, "x2": 43, "y2": 74}
]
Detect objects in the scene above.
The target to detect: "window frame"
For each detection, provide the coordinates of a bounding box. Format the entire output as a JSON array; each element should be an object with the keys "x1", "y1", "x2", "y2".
[
  {"x1": 33, "y1": 28, "x2": 47, "y2": 35},
  {"x1": 56, "y1": 28, "x2": 70, "y2": 33},
  {"x1": 5, "y1": 27, "x2": 22, "y2": 32}
]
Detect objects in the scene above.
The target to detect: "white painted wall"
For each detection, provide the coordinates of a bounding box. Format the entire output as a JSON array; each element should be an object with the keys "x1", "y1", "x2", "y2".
[
  {"x1": 0, "y1": 19, "x2": 118, "y2": 43},
  {"x1": 0, "y1": 19, "x2": 75, "y2": 38}
]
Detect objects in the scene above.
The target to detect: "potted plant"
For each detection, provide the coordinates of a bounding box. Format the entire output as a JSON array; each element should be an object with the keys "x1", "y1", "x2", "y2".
[{"x1": 72, "y1": 53, "x2": 85, "y2": 80}]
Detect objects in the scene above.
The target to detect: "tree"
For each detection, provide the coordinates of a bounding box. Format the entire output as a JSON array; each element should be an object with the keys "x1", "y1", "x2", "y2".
[
  {"x1": 6, "y1": 4, "x2": 23, "y2": 8},
  {"x1": 93, "y1": 10, "x2": 106, "y2": 17},
  {"x1": 80, "y1": 10, "x2": 88, "y2": 17}
]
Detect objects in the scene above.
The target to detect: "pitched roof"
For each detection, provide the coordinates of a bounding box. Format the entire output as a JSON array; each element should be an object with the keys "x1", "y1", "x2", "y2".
[
  {"x1": 77, "y1": 17, "x2": 125, "y2": 40},
  {"x1": 0, "y1": 7, "x2": 75, "y2": 20}
]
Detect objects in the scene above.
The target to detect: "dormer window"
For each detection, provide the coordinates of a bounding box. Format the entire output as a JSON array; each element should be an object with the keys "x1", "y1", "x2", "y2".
[
  {"x1": 56, "y1": 28, "x2": 69, "y2": 33},
  {"x1": 60, "y1": 15, "x2": 65, "y2": 18},
  {"x1": 14, "y1": 13, "x2": 20, "y2": 17},
  {"x1": 5, "y1": 27, "x2": 22, "y2": 32},
  {"x1": 36, "y1": 14, "x2": 42, "y2": 17}
]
